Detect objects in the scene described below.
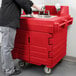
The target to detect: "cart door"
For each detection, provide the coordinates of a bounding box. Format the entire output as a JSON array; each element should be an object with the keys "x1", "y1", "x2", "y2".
[{"x1": 29, "y1": 31, "x2": 53, "y2": 65}]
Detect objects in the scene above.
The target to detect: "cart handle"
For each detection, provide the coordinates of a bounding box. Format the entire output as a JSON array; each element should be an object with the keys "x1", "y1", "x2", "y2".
[
  {"x1": 55, "y1": 21, "x2": 66, "y2": 28},
  {"x1": 66, "y1": 18, "x2": 73, "y2": 25}
]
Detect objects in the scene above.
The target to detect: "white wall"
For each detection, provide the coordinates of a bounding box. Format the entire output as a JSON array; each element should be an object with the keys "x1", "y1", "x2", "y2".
[{"x1": 0, "y1": 0, "x2": 76, "y2": 57}]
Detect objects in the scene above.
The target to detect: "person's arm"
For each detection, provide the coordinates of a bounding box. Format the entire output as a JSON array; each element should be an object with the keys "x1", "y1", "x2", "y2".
[
  {"x1": 14, "y1": 0, "x2": 42, "y2": 17},
  {"x1": 28, "y1": 0, "x2": 34, "y2": 7},
  {"x1": 14, "y1": 0, "x2": 34, "y2": 14}
]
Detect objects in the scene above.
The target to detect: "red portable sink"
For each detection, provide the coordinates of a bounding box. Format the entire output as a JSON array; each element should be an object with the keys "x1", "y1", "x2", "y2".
[{"x1": 12, "y1": 5, "x2": 73, "y2": 74}]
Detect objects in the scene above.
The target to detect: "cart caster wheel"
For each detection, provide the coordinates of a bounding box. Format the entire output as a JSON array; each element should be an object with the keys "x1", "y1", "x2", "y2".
[
  {"x1": 44, "y1": 66, "x2": 52, "y2": 74},
  {"x1": 18, "y1": 60, "x2": 28, "y2": 68}
]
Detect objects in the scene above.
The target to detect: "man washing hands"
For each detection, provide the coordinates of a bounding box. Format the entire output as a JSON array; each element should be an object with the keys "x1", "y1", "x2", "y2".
[{"x1": 0, "y1": 0, "x2": 41, "y2": 76}]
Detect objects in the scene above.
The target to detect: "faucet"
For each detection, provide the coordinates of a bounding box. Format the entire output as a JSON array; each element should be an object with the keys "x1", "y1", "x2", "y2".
[
  {"x1": 38, "y1": 11, "x2": 41, "y2": 15},
  {"x1": 38, "y1": 6, "x2": 50, "y2": 16},
  {"x1": 43, "y1": 9, "x2": 46, "y2": 15},
  {"x1": 41, "y1": 6, "x2": 46, "y2": 15},
  {"x1": 47, "y1": 10, "x2": 50, "y2": 15}
]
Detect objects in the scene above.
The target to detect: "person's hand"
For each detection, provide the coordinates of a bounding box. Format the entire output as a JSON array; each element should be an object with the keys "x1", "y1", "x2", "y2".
[
  {"x1": 31, "y1": 13, "x2": 39, "y2": 18},
  {"x1": 32, "y1": 4, "x2": 42, "y2": 12},
  {"x1": 36, "y1": 7, "x2": 42, "y2": 11}
]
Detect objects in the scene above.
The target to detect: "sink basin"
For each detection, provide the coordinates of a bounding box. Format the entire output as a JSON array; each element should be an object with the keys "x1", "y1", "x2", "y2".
[
  {"x1": 36, "y1": 15, "x2": 51, "y2": 18},
  {"x1": 21, "y1": 15, "x2": 57, "y2": 18},
  {"x1": 36, "y1": 15, "x2": 57, "y2": 18}
]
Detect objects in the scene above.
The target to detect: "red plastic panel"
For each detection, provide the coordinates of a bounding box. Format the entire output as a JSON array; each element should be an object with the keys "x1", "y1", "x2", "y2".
[
  {"x1": 14, "y1": 43, "x2": 29, "y2": 50},
  {"x1": 52, "y1": 50, "x2": 66, "y2": 68},
  {"x1": 45, "y1": 6, "x2": 69, "y2": 16},
  {"x1": 29, "y1": 31, "x2": 53, "y2": 66},
  {"x1": 15, "y1": 30, "x2": 29, "y2": 45},
  {"x1": 12, "y1": 45, "x2": 30, "y2": 62},
  {"x1": 30, "y1": 31, "x2": 53, "y2": 47},
  {"x1": 18, "y1": 54, "x2": 29, "y2": 62},
  {"x1": 47, "y1": 51, "x2": 66, "y2": 68},
  {"x1": 60, "y1": 6, "x2": 69, "y2": 16},
  {"x1": 20, "y1": 19, "x2": 54, "y2": 33},
  {"x1": 29, "y1": 29, "x2": 67, "y2": 66},
  {"x1": 45, "y1": 6, "x2": 57, "y2": 15},
  {"x1": 47, "y1": 28, "x2": 67, "y2": 68},
  {"x1": 30, "y1": 56, "x2": 52, "y2": 66},
  {"x1": 12, "y1": 52, "x2": 18, "y2": 59},
  {"x1": 30, "y1": 45, "x2": 48, "y2": 55},
  {"x1": 30, "y1": 45, "x2": 48, "y2": 63},
  {"x1": 20, "y1": 16, "x2": 69, "y2": 33},
  {"x1": 64, "y1": 17, "x2": 73, "y2": 26}
]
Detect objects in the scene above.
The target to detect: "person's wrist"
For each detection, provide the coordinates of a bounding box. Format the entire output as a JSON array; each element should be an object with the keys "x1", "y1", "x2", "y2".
[{"x1": 31, "y1": 13, "x2": 34, "y2": 17}]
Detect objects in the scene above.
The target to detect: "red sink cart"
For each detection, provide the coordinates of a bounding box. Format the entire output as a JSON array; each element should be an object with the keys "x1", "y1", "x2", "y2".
[{"x1": 12, "y1": 6, "x2": 73, "y2": 74}]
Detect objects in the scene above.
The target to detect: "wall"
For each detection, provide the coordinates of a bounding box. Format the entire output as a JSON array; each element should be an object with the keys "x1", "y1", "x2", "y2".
[{"x1": 0, "y1": 0, "x2": 76, "y2": 57}]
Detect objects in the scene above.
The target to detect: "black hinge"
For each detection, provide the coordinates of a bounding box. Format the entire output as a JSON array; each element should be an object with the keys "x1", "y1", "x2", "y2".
[{"x1": 28, "y1": 37, "x2": 30, "y2": 43}]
